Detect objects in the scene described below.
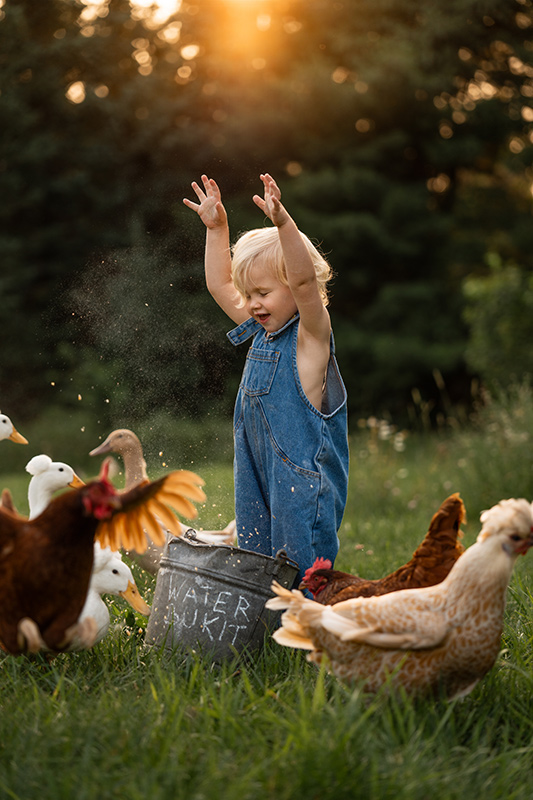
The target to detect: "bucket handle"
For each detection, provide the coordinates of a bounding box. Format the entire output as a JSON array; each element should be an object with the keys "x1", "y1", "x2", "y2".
[
  {"x1": 180, "y1": 533, "x2": 298, "y2": 576},
  {"x1": 265, "y1": 548, "x2": 300, "y2": 577}
]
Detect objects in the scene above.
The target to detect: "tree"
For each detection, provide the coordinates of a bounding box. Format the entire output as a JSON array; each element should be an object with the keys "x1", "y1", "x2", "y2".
[
  {"x1": 1, "y1": 0, "x2": 532, "y2": 425},
  {"x1": 463, "y1": 255, "x2": 533, "y2": 386},
  {"x1": 0, "y1": 0, "x2": 216, "y2": 416}
]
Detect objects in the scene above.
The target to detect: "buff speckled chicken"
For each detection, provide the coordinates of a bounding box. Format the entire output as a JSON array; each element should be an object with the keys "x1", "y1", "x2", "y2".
[
  {"x1": 267, "y1": 498, "x2": 533, "y2": 699},
  {"x1": 0, "y1": 462, "x2": 205, "y2": 655},
  {"x1": 300, "y1": 493, "x2": 465, "y2": 603}
]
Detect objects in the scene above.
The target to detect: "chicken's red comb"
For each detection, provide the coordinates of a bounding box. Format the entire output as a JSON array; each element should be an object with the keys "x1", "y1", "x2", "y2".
[
  {"x1": 303, "y1": 557, "x2": 332, "y2": 580},
  {"x1": 98, "y1": 457, "x2": 116, "y2": 488}
]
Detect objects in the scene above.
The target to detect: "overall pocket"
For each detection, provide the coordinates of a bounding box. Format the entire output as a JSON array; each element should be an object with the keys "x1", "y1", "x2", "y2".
[{"x1": 241, "y1": 348, "x2": 280, "y2": 396}]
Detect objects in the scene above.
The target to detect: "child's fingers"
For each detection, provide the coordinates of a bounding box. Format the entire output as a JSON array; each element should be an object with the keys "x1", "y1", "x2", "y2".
[
  {"x1": 202, "y1": 174, "x2": 221, "y2": 199},
  {"x1": 261, "y1": 173, "x2": 278, "y2": 189},
  {"x1": 253, "y1": 194, "x2": 266, "y2": 211},
  {"x1": 183, "y1": 198, "x2": 200, "y2": 211},
  {"x1": 188, "y1": 180, "x2": 208, "y2": 202},
  {"x1": 201, "y1": 174, "x2": 214, "y2": 193},
  {"x1": 214, "y1": 201, "x2": 227, "y2": 221},
  {"x1": 260, "y1": 173, "x2": 275, "y2": 194}
]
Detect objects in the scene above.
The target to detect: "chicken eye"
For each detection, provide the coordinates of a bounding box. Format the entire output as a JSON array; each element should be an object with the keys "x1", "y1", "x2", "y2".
[
  {"x1": 58, "y1": 467, "x2": 64, "y2": 472},
  {"x1": 509, "y1": 534, "x2": 522, "y2": 541},
  {"x1": 112, "y1": 569, "x2": 119, "y2": 574}
]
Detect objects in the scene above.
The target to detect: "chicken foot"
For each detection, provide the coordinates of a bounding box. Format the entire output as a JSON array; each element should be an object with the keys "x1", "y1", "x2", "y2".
[
  {"x1": 59, "y1": 616, "x2": 98, "y2": 651},
  {"x1": 17, "y1": 617, "x2": 46, "y2": 654}
]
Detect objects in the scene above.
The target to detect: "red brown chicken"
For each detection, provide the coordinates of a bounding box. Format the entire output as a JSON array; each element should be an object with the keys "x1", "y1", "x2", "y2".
[
  {"x1": 300, "y1": 493, "x2": 465, "y2": 604},
  {"x1": 0, "y1": 462, "x2": 205, "y2": 655}
]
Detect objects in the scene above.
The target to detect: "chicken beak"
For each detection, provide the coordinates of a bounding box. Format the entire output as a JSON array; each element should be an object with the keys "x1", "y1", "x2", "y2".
[
  {"x1": 519, "y1": 531, "x2": 533, "y2": 555},
  {"x1": 69, "y1": 473, "x2": 85, "y2": 488},
  {"x1": 9, "y1": 428, "x2": 28, "y2": 444},
  {"x1": 120, "y1": 580, "x2": 151, "y2": 616},
  {"x1": 89, "y1": 441, "x2": 111, "y2": 456}
]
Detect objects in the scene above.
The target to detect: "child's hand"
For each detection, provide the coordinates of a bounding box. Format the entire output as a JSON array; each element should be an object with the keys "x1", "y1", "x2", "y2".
[
  {"x1": 253, "y1": 173, "x2": 290, "y2": 227},
  {"x1": 183, "y1": 175, "x2": 227, "y2": 229}
]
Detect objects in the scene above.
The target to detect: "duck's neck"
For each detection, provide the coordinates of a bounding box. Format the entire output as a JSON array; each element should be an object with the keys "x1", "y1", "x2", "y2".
[
  {"x1": 28, "y1": 481, "x2": 50, "y2": 519},
  {"x1": 121, "y1": 445, "x2": 148, "y2": 490}
]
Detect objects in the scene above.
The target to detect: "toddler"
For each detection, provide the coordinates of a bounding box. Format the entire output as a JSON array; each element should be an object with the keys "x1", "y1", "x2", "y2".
[{"x1": 183, "y1": 173, "x2": 349, "y2": 579}]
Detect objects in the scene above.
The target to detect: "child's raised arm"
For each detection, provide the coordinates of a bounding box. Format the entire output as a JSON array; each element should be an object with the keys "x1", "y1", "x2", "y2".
[
  {"x1": 252, "y1": 174, "x2": 331, "y2": 344},
  {"x1": 184, "y1": 175, "x2": 247, "y2": 324}
]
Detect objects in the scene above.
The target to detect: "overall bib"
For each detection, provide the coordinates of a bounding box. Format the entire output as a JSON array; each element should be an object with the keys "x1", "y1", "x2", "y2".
[{"x1": 227, "y1": 314, "x2": 349, "y2": 579}]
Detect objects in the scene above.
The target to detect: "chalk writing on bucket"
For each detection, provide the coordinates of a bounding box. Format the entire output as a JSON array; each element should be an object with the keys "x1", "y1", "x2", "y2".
[{"x1": 166, "y1": 573, "x2": 257, "y2": 646}]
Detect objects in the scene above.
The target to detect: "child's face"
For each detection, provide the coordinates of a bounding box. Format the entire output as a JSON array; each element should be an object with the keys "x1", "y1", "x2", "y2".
[{"x1": 243, "y1": 259, "x2": 297, "y2": 333}]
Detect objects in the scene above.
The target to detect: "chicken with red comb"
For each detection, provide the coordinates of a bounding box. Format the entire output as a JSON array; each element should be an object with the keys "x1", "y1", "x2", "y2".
[
  {"x1": 300, "y1": 494, "x2": 465, "y2": 604},
  {"x1": 0, "y1": 462, "x2": 205, "y2": 655},
  {"x1": 268, "y1": 498, "x2": 533, "y2": 699}
]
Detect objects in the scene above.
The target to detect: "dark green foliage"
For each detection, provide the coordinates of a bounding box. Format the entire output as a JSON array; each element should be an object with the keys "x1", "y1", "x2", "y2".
[
  {"x1": 463, "y1": 257, "x2": 533, "y2": 387},
  {"x1": 1, "y1": 0, "x2": 532, "y2": 425},
  {"x1": 65, "y1": 241, "x2": 244, "y2": 421}
]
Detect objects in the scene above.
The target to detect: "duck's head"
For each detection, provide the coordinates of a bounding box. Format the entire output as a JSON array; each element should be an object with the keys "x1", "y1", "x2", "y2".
[
  {"x1": 26, "y1": 454, "x2": 85, "y2": 519},
  {"x1": 89, "y1": 429, "x2": 141, "y2": 457},
  {"x1": 0, "y1": 413, "x2": 28, "y2": 444},
  {"x1": 26, "y1": 454, "x2": 84, "y2": 491},
  {"x1": 92, "y1": 543, "x2": 151, "y2": 615}
]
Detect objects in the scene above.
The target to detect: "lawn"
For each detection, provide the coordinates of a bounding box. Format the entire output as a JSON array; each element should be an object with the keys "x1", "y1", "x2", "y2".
[{"x1": 1, "y1": 386, "x2": 533, "y2": 799}]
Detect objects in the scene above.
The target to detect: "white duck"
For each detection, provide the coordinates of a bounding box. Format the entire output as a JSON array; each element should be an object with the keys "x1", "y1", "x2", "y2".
[
  {"x1": 89, "y1": 428, "x2": 237, "y2": 575},
  {"x1": 25, "y1": 454, "x2": 151, "y2": 649},
  {"x1": 26, "y1": 454, "x2": 85, "y2": 517},
  {"x1": 67, "y1": 544, "x2": 151, "y2": 650},
  {"x1": 0, "y1": 412, "x2": 28, "y2": 444}
]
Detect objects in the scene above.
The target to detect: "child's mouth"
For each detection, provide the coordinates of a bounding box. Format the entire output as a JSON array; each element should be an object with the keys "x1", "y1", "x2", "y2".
[{"x1": 257, "y1": 313, "x2": 270, "y2": 323}]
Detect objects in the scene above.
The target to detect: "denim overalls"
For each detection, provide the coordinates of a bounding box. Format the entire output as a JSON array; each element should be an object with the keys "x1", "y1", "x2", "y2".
[{"x1": 227, "y1": 314, "x2": 349, "y2": 579}]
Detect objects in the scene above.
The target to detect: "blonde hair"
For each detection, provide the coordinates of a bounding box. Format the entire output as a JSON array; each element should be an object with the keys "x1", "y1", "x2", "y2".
[{"x1": 231, "y1": 227, "x2": 332, "y2": 307}]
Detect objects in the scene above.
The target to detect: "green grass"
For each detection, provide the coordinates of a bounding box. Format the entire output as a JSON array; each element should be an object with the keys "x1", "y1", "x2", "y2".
[{"x1": 1, "y1": 388, "x2": 533, "y2": 799}]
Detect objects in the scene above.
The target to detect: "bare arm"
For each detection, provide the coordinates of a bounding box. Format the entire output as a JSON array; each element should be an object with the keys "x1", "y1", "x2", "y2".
[
  {"x1": 252, "y1": 174, "x2": 331, "y2": 343},
  {"x1": 253, "y1": 174, "x2": 331, "y2": 409},
  {"x1": 184, "y1": 175, "x2": 248, "y2": 324}
]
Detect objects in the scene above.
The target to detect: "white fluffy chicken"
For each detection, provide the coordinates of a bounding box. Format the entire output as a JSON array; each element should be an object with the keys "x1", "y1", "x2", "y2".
[
  {"x1": 0, "y1": 412, "x2": 28, "y2": 445},
  {"x1": 267, "y1": 498, "x2": 533, "y2": 700},
  {"x1": 25, "y1": 454, "x2": 151, "y2": 649}
]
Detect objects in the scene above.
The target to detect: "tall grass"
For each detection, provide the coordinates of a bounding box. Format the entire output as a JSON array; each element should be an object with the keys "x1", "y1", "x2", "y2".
[{"x1": 1, "y1": 386, "x2": 533, "y2": 799}]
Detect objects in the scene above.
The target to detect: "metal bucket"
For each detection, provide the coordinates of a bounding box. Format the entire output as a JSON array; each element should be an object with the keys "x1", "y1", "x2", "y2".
[{"x1": 145, "y1": 531, "x2": 299, "y2": 660}]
